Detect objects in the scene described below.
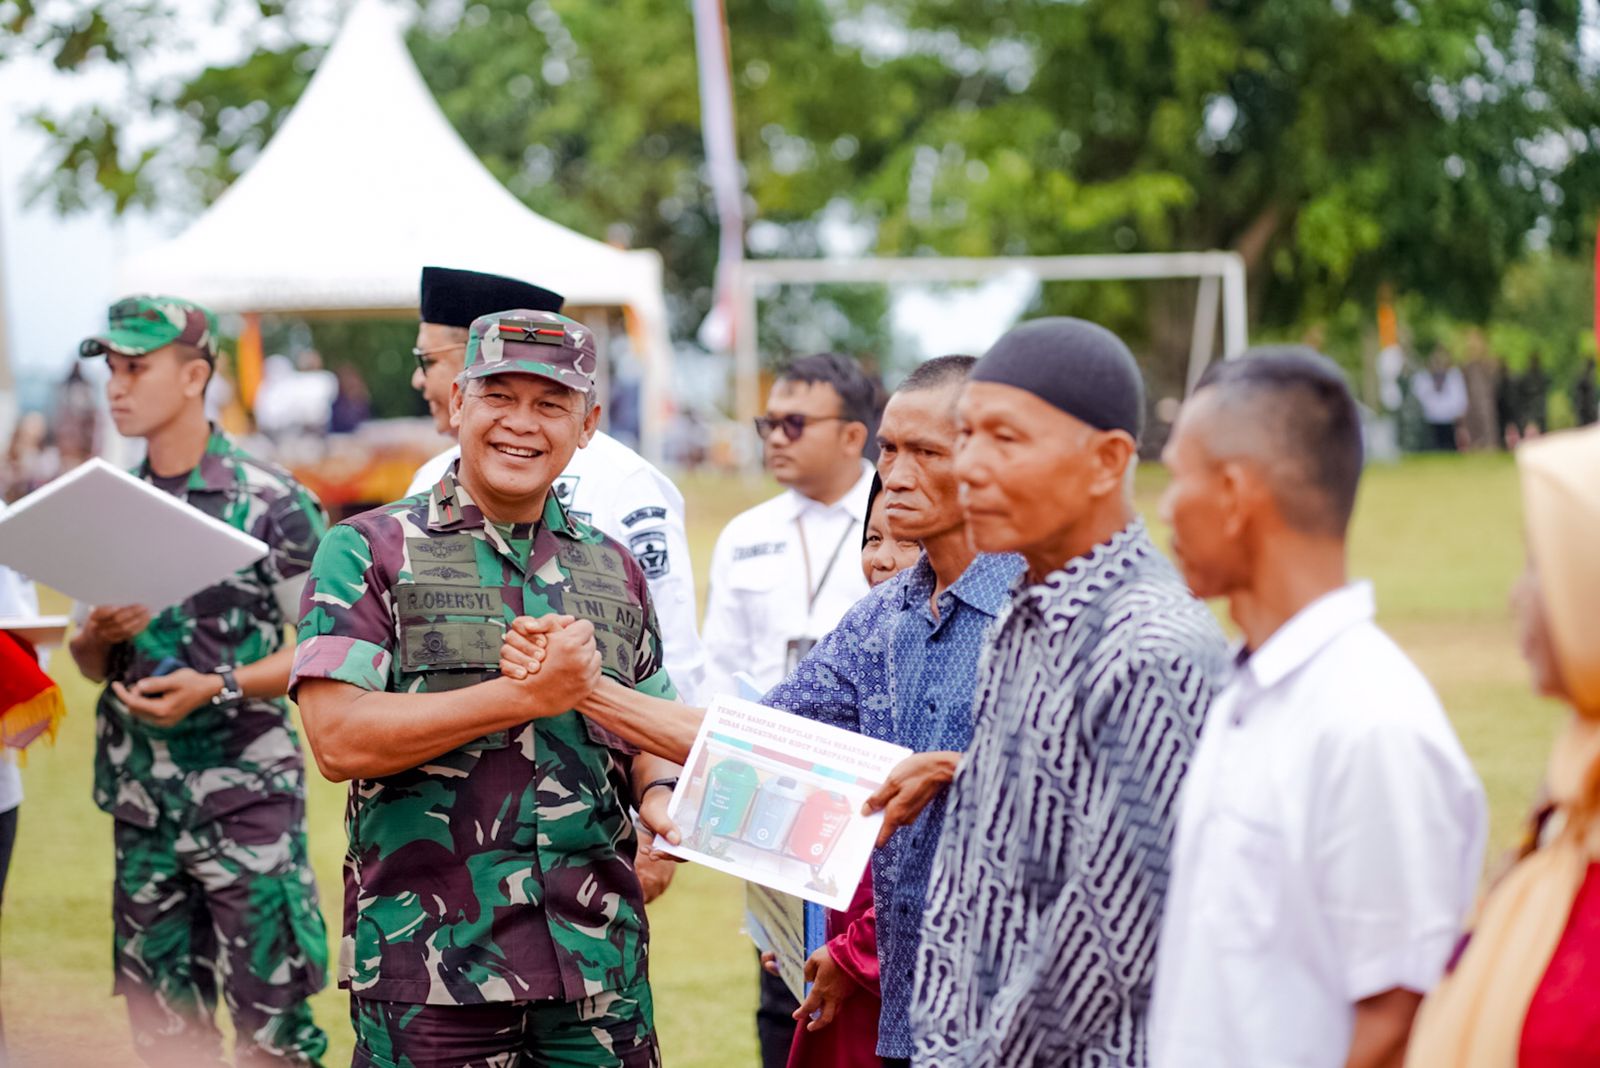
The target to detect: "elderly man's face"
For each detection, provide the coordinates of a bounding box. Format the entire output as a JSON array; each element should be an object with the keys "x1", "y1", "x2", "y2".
[
  {"x1": 1158, "y1": 392, "x2": 1253, "y2": 599},
  {"x1": 876, "y1": 383, "x2": 965, "y2": 543},
  {"x1": 954, "y1": 381, "x2": 1124, "y2": 559},
  {"x1": 449, "y1": 373, "x2": 599, "y2": 521}
]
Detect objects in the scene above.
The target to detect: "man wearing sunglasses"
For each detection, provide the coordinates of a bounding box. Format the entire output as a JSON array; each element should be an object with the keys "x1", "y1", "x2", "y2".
[
  {"x1": 699, "y1": 351, "x2": 878, "y2": 1068},
  {"x1": 405, "y1": 266, "x2": 707, "y2": 710}
]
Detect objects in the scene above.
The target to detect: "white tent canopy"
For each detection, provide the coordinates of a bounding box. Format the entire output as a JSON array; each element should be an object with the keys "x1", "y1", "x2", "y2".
[{"x1": 117, "y1": 0, "x2": 672, "y2": 457}]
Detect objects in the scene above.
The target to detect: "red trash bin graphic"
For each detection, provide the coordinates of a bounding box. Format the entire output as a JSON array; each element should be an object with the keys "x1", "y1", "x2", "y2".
[{"x1": 785, "y1": 789, "x2": 853, "y2": 866}]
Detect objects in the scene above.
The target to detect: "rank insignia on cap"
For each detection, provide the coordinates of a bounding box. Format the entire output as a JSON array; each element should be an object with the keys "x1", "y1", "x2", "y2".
[{"x1": 497, "y1": 318, "x2": 568, "y2": 345}]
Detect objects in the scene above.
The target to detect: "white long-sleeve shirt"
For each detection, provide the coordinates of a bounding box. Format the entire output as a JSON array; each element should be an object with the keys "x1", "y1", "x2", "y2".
[{"x1": 409, "y1": 431, "x2": 708, "y2": 704}]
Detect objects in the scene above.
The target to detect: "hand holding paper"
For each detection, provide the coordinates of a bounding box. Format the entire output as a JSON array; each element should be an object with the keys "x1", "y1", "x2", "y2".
[
  {"x1": 863, "y1": 749, "x2": 962, "y2": 847},
  {"x1": 84, "y1": 605, "x2": 153, "y2": 645},
  {"x1": 637, "y1": 784, "x2": 683, "y2": 856}
]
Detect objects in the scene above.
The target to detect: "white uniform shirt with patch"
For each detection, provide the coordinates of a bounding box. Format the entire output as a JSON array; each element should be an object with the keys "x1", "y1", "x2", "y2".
[
  {"x1": 408, "y1": 431, "x2": 708, "y2": 704},
  {"x1": 1148, "y1": 581, "x2": 1486, "y2": 1068},
  {"x1": 700, "y1": 463, "x2": 874, "y2": 704}
]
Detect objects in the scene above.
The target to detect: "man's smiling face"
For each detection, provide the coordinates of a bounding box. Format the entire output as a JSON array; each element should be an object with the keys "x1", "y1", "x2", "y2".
[{"x1": 450, "y1": 372, "x2": 598, "y2": 522}]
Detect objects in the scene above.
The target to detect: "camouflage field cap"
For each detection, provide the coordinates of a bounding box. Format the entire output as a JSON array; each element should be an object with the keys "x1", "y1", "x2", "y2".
[
  {"x1": 79, "y1": 296, "x2": 219, "y2": 360},
  {"x1": 462, "y1": 309, "x2": 596, "y2": 393}
]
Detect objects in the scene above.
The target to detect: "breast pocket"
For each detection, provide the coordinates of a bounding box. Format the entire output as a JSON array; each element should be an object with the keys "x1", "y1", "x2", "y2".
[{"x1": 1195, "y1": 809, "x2": 1287, "y2": 952}]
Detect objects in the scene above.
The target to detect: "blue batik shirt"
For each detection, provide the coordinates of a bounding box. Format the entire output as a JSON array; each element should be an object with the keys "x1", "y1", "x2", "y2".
[{"x1": 764, "y1": 550, "x2": 1025, "y2": 1059}]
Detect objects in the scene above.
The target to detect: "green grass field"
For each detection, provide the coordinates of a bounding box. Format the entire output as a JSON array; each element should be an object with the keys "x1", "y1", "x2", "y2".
[{"x1": 0, "y1": 456, "x2": 1559, "y2": 1066}]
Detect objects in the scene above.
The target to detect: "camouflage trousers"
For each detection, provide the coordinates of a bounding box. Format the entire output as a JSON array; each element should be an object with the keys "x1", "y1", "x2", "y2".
[
  {"x1": 350, "y1": 979, "x2": 659, "y2": 1068},
  {"x1": 112, "y1": 796, "x2": 329, "y2": 1067}
]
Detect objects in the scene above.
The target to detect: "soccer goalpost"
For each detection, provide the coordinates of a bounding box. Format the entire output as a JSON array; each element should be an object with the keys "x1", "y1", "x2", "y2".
[{"x1": 729, "y1": 251, "x2": 1250, "y2": 424}]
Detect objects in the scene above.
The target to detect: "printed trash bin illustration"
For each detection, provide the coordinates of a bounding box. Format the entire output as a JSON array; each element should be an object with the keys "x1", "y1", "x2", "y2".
[
  {"x1": 743, "y1": 775, "x2": 807, "y2": 850},
  {"x1": 786, "y1": 789, "x2": 852, "y2": 866},
  {"x1": 699, "y1": 758, "x2": 761, "y2": 838}
]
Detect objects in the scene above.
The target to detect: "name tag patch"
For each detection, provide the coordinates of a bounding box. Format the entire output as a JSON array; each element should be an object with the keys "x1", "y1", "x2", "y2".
[
  {"x1": 396, "y1": 584, "x2": 500, "y2": 618},
  {"x1": 566, "y1": 594, "x2": 644, "y2": 640},
  {"x1": 733, "y1": 541, "x2": 786, "y2": 562}
]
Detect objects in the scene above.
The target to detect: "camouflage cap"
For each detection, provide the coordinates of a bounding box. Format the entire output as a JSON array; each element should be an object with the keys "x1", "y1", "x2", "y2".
[
  {"x1": 79, "y1": 296, "x2": 219, "y2": 360},
  {"x1": 462, "y1": 309, "x2": 596, "y2": 394}
]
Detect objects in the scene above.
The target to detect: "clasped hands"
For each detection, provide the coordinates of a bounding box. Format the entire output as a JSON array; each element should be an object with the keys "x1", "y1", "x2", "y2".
[
  {"x1": 500, "y1": 615, "x2": 682, "y2": 858},
  {"x1": 497, "y1": 614, "x2": 603, "y2": 713}
]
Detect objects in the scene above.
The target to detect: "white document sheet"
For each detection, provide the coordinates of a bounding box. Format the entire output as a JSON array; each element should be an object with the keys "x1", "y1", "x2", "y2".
[
  {"x1": 658, "y1": 694, "x2": 912, "y2": 911},
  {"x1": 0, "y1": 458, "x2": 268, "y2": 610},
  {"x1": 0, "y1": 615, "x2": 71, "y2": 647}
]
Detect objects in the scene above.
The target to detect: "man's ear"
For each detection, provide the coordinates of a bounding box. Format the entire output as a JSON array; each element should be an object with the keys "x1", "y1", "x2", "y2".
[
  {"x1": 841, "y1": 419, "x2": 869, "y2": 457},
  {"x1": 449, "y1": 380, "x2": 465, "y2": 431},
  {"x1": 1216, "y1": 460, "x2": 1265, "y2": 541},
  {"x1": 579, "y1": 400, "x2": 602, "y2": 448},
  {"x1": 180, "y1": 355, "x2": 211, "y2": 401},
  {"x1": 1087, "y1": 430, "x2": 1138, "y2": 498}
]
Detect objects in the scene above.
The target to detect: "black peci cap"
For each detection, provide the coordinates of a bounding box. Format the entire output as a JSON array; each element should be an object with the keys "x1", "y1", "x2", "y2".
[{"x1": 420, "y1": 266, "x2": 564, "y2": 328}]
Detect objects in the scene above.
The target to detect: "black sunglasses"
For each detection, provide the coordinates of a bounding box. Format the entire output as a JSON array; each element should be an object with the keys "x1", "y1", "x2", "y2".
[{"x1": 753, "y1": 413, "x2": 848, "y2": 441}]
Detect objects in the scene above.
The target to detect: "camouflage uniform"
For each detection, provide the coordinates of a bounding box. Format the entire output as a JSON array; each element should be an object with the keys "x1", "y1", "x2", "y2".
[
  {"x1": 290, "y1": 310, "x2": 676, "y2": 1068},
  {"x1": 93, "y1": 428, "x2": 330, "y2": 1066}
]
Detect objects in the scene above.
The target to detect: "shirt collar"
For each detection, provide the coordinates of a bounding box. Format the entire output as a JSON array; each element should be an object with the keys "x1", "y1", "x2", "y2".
[
  {"x1": 138, "y1": 424, "x2": 235, "y2": 494},
  {"x1": 428, "y1": 462, "x2": 576, "y2": 559},
  {"x1": 901, "y1": 552, "x2": 1026, "y2": 619},
  {"x1": 1011, "y1": 518, "x2": 1154, "y2": 632},
  {"x1": 782, "y1": 461, "x2": 875, "y2": 523},
  {"x1": 1240, "y1": 581, "x2": 1375, "y2": 691}
]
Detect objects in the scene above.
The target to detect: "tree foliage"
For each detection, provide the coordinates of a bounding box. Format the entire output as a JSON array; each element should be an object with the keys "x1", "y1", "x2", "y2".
[{"x1": 8, "y1": 0, "x2": 1598, "y2": 383}]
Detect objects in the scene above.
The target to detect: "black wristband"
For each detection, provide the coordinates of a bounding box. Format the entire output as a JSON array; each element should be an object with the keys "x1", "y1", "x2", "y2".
[{"x1": 640, "y1": 777, "x2": 678, "y2": 802}]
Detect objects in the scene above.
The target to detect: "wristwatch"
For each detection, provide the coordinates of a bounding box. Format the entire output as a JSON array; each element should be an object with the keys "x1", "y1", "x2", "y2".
[{"x1": 211, "y1": 668, "x2": 243, "y2": 706}]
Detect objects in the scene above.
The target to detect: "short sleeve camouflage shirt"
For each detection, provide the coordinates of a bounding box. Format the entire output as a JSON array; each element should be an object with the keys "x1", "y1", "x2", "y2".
[
  {"x1": 290, "y1": 465, "x2": 677, "y2": 1006},
  {"x1": 94, "y1": 427, "x2": 328, "y2": 829}
]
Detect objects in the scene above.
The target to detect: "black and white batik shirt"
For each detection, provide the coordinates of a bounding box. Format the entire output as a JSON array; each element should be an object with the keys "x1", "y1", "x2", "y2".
[{"x1": 911, "y1": 519, "x2": 1228, "y2": 1067}]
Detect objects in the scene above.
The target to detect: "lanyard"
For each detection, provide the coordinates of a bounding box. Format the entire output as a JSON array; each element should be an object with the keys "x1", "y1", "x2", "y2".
[{"x1": 795, "y1": 512, "x2": 858, "y2": 617}]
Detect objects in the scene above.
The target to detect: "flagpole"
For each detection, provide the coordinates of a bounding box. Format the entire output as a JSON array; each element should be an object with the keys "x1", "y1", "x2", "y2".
[{"x1": 690, "y1": 0, "x2": 754, "y2": 423}]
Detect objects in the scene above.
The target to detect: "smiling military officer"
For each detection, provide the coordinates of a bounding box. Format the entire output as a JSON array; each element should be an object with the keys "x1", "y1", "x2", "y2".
[
  {"x1": 292, "y1": 309, "x2": 684, "y2": 1067},
  {"x1": 406, "y1": 266, "x2": 708, "y2": 706}
]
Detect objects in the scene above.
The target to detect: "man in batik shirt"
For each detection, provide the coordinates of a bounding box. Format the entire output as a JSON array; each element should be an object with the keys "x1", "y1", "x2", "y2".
[{"x1": 897, "y1": 319, "x2": 1228, "y2": 1067}]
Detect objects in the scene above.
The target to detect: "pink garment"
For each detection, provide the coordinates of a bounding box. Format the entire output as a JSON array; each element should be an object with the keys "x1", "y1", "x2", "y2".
[{"x1": 786, "y1": 871, "x2": 882, "y2": 1068}]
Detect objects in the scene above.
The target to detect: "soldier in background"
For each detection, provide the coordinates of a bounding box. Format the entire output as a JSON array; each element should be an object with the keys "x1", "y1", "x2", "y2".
[
  {"x1": 68, "y1": 296, "x2": 329, "y2": 1066},
  {"x1": 293, "y1": 309, "x2": 683, "y2": 1066}
]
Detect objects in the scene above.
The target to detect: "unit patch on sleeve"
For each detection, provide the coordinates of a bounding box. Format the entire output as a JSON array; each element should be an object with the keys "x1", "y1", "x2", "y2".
[
  {"x1": 627, "y1": 530, "x2": 671, "y2": 579},
  {"x1": 621, "y1": 506, "x2": 667, "y2": 527}
]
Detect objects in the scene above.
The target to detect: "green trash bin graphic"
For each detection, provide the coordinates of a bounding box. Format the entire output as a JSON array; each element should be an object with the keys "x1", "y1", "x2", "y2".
[{"x1": 699, "y1": 757, "x2": 761, "y2": 839}]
